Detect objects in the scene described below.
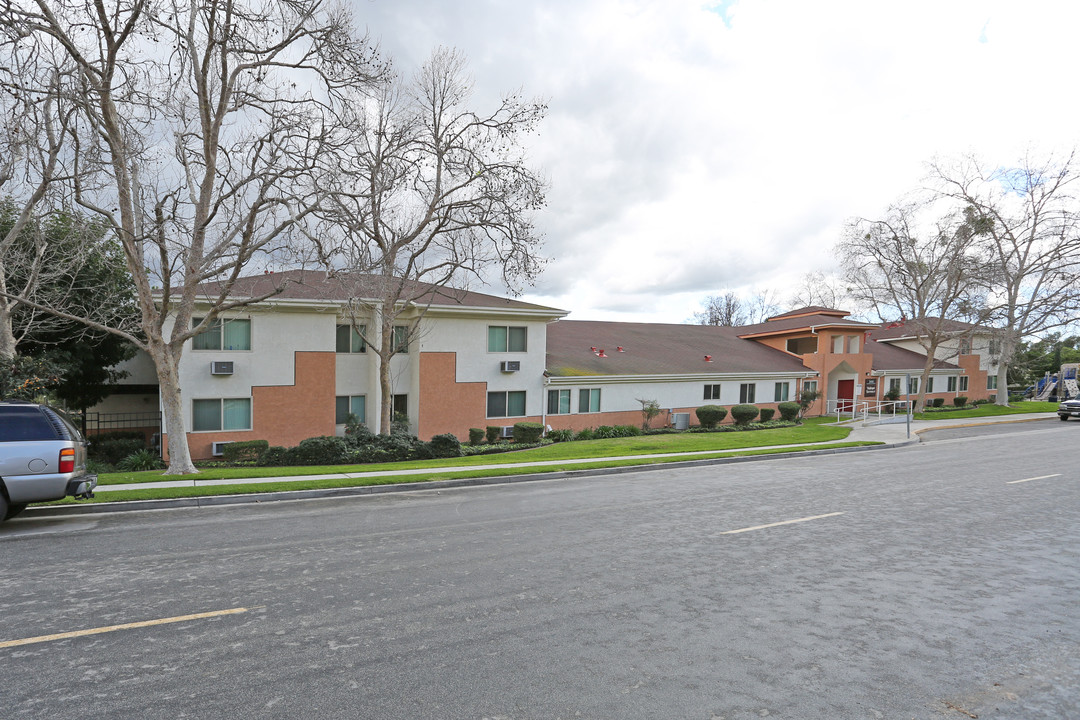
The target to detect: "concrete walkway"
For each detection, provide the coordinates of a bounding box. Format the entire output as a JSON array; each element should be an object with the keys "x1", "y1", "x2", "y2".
[{"x1": 93, "y1": 412, "x2": 1058, "y2": 494}]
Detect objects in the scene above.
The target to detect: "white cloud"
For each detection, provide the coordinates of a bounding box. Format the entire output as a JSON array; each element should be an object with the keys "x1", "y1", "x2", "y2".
[{"x1": 353, "y1": 0, "x2": 1080, "y2": 322}]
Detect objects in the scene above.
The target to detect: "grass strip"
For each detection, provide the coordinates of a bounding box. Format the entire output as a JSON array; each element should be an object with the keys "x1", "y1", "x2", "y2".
[{"x1": 913, "y1": 401, "x2": 1057, "y2": 420}]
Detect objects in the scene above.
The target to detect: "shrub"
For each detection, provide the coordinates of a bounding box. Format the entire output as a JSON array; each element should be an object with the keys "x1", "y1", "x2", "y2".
[
  {"x1": 1008, "y1": 393, "x2": 1024, "y2": 403},
  {"x1": 695, "y1": 405, "x2": 727, "y2": 429},
  {"x1": 428, "y1": 433, "x2": 463, "y2": 458},
  {"x1": 89, "y1": 436, "x2": 146, "y2": 465},
  {"x1": 512, "y1": 422, "x2": 545, "y2": 444},
  {"x1": 547, "y1": 428, "x2": 575, "y2": 442},
  {"x1": 117, "y1": 448, "x2": 164, "y2": 472},
  {"x1": 614, "y1": 425, "x2": 642, "y2": 437},
  {"x1": 953, "y1": 396, "x2": 967, "y2": 407},
  {"x1": 293, "y1": 435, "x2": 351, "y2": 465},
  {"x1": 931, "y1": 398, "x2": 944, "y2": 408},
  {"x1": 777, "y1": 402, "x2": 801, "y2": 422},
  {"x1": 884, "y1": 387, "x2": 900, "y2": 402},
  {"x1": 592, "y1": 425, "x2": 619, "y2": 439},
  {"x1": 257, "y1": 445, "x2": 293, "y2": 466},
  {"x1": 575, "y1": 428, "x2": 595, "y2": 441},
  {"x1": 730, "y1": 404, "x2": 759, "y2": 425},
  {"x1": 468, "y1": 428, "x2": 485, "y2": 446},
  {"x1": 758, "y1": 408, "x2": 775, "y2": 422},
  {"x1": 486, "y1": 426, "x2": 502, "y2": 444},
  {"x1": 222, "y1": 439, "x2": 269, "y2": 463}
]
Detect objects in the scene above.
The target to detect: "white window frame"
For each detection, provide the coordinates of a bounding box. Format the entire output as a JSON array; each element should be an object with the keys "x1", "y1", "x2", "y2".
[
  {"x1": 774, "y1": 382, "x2": 789, "y2": 402},
  {"x1": 487, "y1": 390, "x2": 526, "y2": 418},
  {"x1": 488, "y1": 326, "x2": 528, "y2": 353},
  {"x1": 336, "y1": 324, "x2": 367, "y2": 354},
  {"x1": 704, "y1": 383, "x2": 721, "y2": 400},
  {"x1": 547, "y1": 389, "x2": 570, "y2": 415},
  {"x1": 192, "y1": 317, "x2": 251, "y2": 351},
  {"x1": 335, "y1": 395, "x2": 366, "y2": 425},
  {"x1": 579, "y1": 388, "x2": 601, "y2": 413},
  {"x1": 959, "y1": 376, "x2": 969, "y2": 392},
  {"x1": 192, "y1": 397, "x2": 252, "y2": 432},
  {"x1": 739, "y1": 383, "x2": 756, "y2": 404}
]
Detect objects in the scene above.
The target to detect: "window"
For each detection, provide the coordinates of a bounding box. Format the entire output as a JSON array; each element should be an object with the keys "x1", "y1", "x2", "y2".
[
  {"x1": 579, "y1": 388, "x2": 601, "y2": 413},
  {"x1": 192, "y1": 317, "x2": 251, "y2": 351},
  {"x1": 847, "y1": 335, "x2": 859, "y2": 353},
  {"x1": 907, "y1": 377, "x2": 919, "y2": 395},
  {"x1": 960, "y1": 338, "x2": 971, "y2": 354},
  {"x1": 926, "y1": 377, "x2": 934, "y2": 393},
  {"x1": 547, "y1": 389, "x2": 570, "y2": 414},
  {"x1": 947, "y1": 376, "x2": 957, "y2": 392},
  {"x1": 488, "y1": 326, "x2": 527, "y2": 352},
  {"x1": 889, "y1": 378, "x2": 901, "y2": 394},
  {"x1": 803, "y1": 380, "x2": 818, "y2": 395},
  {"x1": 335, "y1": 395, "x2": 366, "y2": 425},
  {"x1": 704, "y1": 383, "x2": 721, "y2": 400},
  {"x1": 192, "y1": 398, "x2": 251, "y2": 431},
  {"x1": 392, "y1": 325, "x2": 410, "y2": 353},
  {"x1": 959, "y1": 376, "x2": 969, "y2": 392},
  {"x1": 786, "y1": 337, "x2": 817, "y2": 354},
  {"x1": 774, "y1": 382, "x2": 790, "y2": 402},
  {"x1": 739, "y1": 383, "x2": 756, "y2": 403},
  {"x1": 392, "y1": 394, "x2": 408, "y2": 419},
  {"x1": 336, "y1": 325, "x2": 366, "y2": 353},
  {"x1": 988, "y1": 338, "x2": 1001, "y2": 355},
  {"x1": 987, "y1": 375, "x2": 998, "y2": 390},
  {"x1": 487, "y1": 390, "x2": 526, "y2": 418},
  {"x1": 831, "y1": 335, "x2": 843, "y2": 353}
]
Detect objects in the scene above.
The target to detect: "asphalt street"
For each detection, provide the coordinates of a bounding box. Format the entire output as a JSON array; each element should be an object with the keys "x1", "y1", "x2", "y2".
[{"x1": 2, "y1": 420, "x2": 1078, "y2": 719}]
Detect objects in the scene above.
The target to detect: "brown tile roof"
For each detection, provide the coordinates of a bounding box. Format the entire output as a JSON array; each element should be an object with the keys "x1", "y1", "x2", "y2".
[
  {"x1": 186, "y1": 269, "x2": 564, "y2": 314},
  {"x1": 546, "y1": 320, "x2": 812, "y2": 377},
  {"x1": 736, "y1": 312, "x2": 879, "y2": 337},
  {"x1": 870, "y1": 317, "x2": 985, "y2": 341},
  {"x1": 868, "y1": 340, "x2": 959, "y2": 371},
  {"x1": 766, "y1": 306, "x2": 849, "y2": 320}
]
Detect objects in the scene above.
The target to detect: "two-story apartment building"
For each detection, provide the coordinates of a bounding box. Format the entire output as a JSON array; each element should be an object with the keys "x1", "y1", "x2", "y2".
[{"x1": 93, "y1": 276, "x2": 1000, "y2": 459}]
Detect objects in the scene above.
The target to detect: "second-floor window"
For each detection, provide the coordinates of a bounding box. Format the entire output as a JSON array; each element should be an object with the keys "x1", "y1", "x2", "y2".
[
  {"x1": 192, "y1": 317, "x2": 251, "y2": 351},
  {"x1": 392, "y1": 325, "x2": 410, "y2": 353},
  {"x1": 488, "y1": 326, "x2": 527, "y2": 352},
  {"x1": 336, "y1": 324, "x2": 366, "y2": 353},
  {"x1": 960, "y1": 338, "x2": 971, "y2": 354}
]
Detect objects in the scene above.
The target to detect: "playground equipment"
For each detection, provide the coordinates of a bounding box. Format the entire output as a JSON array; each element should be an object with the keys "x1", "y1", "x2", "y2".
[{"x1": 1034, "y1": 363, "x2": 1079, "y2": 401}]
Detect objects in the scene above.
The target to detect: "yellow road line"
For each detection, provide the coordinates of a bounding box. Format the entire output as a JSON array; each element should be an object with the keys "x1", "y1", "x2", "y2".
[
  {"x1": 719, "y1": 511, "x2": 845, "y2": 535},
  {"x1": 0, "y1": 607, "x2": 249, "y2": 649},
  {"x1": 1006, "y1": 473, "x2": 1063, "y2": 485}
]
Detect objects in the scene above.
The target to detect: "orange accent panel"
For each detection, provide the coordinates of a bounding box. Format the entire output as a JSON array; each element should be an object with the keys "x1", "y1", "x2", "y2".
[{"x1": 418, "y1": 352, "x2": 488, "y2": 441}]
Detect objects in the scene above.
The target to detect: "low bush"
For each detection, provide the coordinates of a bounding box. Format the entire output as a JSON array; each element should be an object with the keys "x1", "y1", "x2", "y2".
[
  {"x1": 547, "y1": 428, "x2": 575, "y2": 443},
  {"x1": 428, "y1": 433, "x2": 463, "y2": 458},
  {"x1": 575, "y1": 428, "x2": 595, "y2": 441},
  {"x1": 758, "y1": 408, "x2": 775, "y2": 422},
  {"x1": 730, "y1": 404, "x2": 759, "y2": 425},
  {"x1": 777, "y1": 402, "x2": 801, "y2": 422},
  {"x1": 89, "y1": 436, "x2": 146, "y2": 465},
  {"x1": 695, "y1": 405, "x2": 727, "y2": 429},
  {"x1": 931, "y1": 398, "x2": 944, "y2": 408},
  {"x1": 953, "y1": 396, "x2": 967, "y2": 407},
  {"x1": 294, "y1": 435, "x2": 351, "y2": 465},
  {"x1": 117, "y1": 448, "x2": 164, "y2": 472},
  {"x1": 1008, "y1": 394, "x2": 1024, "y2": 403},
  {"x1": 613, "y1": 424, "x2": 642, "y2": 437},
  {"x1": 468, "y1": 428, "x2": 485, "y2": 446},
  {"x1": 486, "y1": 426, "x2": 501, "y2": 444},
  {"x1": 222, "y1": 439, "x2": 269, "y2": 463},
  {"x1": 512, "y1": 422, "x2": 545, "y2": 444},
  {"x1": 257, "y1": 446, "x2": 292, "y2": 466},
  {"x1": 592, "y1": 425, "x2": 619, "y2": 439}
]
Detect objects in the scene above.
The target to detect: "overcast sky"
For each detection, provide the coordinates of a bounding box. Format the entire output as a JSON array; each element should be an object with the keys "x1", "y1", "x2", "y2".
[{"x1": 353, "y1": 0, "x2": 1080, "y2": 323}]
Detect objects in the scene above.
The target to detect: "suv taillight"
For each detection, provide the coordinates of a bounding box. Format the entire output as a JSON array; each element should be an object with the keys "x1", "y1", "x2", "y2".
[{"x1": 59, "y1": 447, "x2": 75, "y2": 474}]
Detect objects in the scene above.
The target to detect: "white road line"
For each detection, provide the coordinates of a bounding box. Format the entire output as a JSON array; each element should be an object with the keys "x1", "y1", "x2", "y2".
[
  {"x1": 1006, "y1": 473, "x2": 1063, "y2": 485},
  {"x1": 719, "y1": 511, "x2": 845, "y2": 535},
  {"x1": 0, "y1": 607, "x2": 249, "y2": 649}
]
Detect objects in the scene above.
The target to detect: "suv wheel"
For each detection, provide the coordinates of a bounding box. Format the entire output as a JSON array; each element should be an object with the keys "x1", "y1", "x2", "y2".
[
  {"x1": 4, "y1": 502, "x2": 27, "y2": 520},
  {"x1": 1061, "y1": 415, "x2": 1071, "y2": 421},
  {"x1": 0, "y1": 492, "x2": 7, "y2": 523}
]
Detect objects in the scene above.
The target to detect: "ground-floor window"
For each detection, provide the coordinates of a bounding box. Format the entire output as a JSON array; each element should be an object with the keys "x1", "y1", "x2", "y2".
[
  {"x1": 192, "y1": 398, "x2": 251, "y2": 431},
  {"x1": 908, "y1": 377, "x2": 919, "y2": 394},
  {"x1": 774, "y1": 382, "x2": 789, "y2": 402},
  {"x1": 488, "y1": 390, "x2": 526, "y2": 418},
  {"x1": 739, "y1": 383, "x2": 756, "y2": 403},
  {"x1": 947, "y1": 376, "x2": 957, "y2": 392},
  {"x1": 987, "y1": 375, "x2": 998, "y2": 390},
  {"x1": 889, "y1": 378, "x2": 901, "y2": 394},
  {"x1": 392, "y1": 394, "x2": 408, "y2": 419},
  {"x1": 704, "y1": 383, "x2": 720, "y2": 400},
  {"x1": 547, "y1": 389, "x2": 570, "y2": 414},
  {"x1": 579, "y1": 388, "x2": 601, "y2": 413},
  {"x1": 926, "y1": 377, "x2": 934, "y2": 393},
  {"x1": 803, "y1": 380, "x2": 818, "y2": 396},
  {"x1": 335, "y1": 395, "x2": 366, "y2": 425},
  {"x1": 959, "y1": 376, "x2": 969, "y2": 392}
]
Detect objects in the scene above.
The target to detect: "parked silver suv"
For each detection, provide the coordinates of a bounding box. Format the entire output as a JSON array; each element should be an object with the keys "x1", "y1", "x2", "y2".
[
  {"x1": 1059, "y1": 398, "x2": 1080, "y2": 421},
  {"x1": 0, "y1": 401, "x2": 97, "y2": 521}
]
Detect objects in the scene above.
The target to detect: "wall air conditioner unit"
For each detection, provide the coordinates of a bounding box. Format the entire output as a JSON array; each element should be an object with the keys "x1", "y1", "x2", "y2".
[
  {"x1": 500, "y1": 426, "x2": 515, "y2": 438},
  {"x1": 211, "y1": 361, "x2": 234, "y2": 375},
  {"x1": 211, "y1": 441, "x2": 233, "y2": 457},
  {"x1": 500, "y1": 360, "x2": 521, "y2": 373}
]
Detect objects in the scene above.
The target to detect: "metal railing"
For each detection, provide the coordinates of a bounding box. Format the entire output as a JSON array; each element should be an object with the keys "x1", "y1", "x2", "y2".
[{"x1": 828, "y1": 399, "x2": 911, "y2": 423}]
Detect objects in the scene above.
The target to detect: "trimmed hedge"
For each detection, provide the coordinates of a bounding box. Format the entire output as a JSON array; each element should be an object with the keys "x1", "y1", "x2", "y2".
[
  {"x1": 730, "y1": 404, "x2": 759, "y2": 425},
  {"x1": 222, "y1": 439, "x2": 269, "y2": 463},
  {"x1": 931, "y1": 398, "x2": 944, "y2": 408},
  {"x1": 468, "y1": 428, "x2": 485, "y2": 446},
  {"x1": 429, "y1": 433, "x2": 463, "y2": 458},
  {"x1": 953, "y1": 396, "x2": 967, "y2": 407},
  {"x1": 512, "y1": 422, "x2": 545, "y2": 444},
  {"x1": 695, "y1": 405, "x2": 727, "y2": 429},
  {"x1": 758, "y1": 408, "x2": 775, "y2": 422},
  {"x1": 486, "y1": 426, "x2": 501, "y2": 444},
  {"x1": 89, "y1": 433, "x2": 146, "y2": 465},
  {"x1": 777, "y1": 402, "x2": 801, "y2": 422}
]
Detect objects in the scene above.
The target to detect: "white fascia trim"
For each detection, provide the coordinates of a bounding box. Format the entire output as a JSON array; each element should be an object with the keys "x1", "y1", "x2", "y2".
[
  {"x1": 546, "y1": 371, "x2": 818, "y2": 386},
  {"x1": 186, "y1": 296, "x2": 566, "y2": 320}
]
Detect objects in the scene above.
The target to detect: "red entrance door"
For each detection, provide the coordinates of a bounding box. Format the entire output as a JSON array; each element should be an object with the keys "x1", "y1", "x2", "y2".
[{"x1": 837, "y1": 379, "x2": 855, "y2": 411}]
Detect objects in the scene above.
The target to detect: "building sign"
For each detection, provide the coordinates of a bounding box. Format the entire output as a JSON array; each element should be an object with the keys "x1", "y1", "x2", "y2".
[{"x1": 864, "y1": 378, "x2": 877, "y2": 396}]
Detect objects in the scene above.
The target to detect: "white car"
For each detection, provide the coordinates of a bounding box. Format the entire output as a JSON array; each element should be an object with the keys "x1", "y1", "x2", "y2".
[{"x1": 1059, "y1": 398, "x2": 1080, "y2": 421}]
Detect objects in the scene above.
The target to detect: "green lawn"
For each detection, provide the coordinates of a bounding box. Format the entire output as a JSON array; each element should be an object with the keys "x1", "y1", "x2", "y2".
[
  {"x1": 913, "y1": 401, "x2": 1058, "y2": 420},
  {"x1": 97, "y1": 423, "x2": 854, "y2": 485}
]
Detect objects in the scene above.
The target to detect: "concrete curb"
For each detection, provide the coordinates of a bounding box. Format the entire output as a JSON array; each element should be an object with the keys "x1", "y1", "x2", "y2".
[{"x1": 23, "y1": 438, "x2": 919, "y2": 518}]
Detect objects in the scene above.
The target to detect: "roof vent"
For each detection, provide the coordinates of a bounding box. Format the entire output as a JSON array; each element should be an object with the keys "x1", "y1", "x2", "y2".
[{"x1": 704, "y1": 355, "x2": 713, "y2": 362}]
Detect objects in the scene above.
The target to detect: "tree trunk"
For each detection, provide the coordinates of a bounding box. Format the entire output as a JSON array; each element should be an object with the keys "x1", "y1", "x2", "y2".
[
  {"x1": 378, "y1": 307, "x2": 394, "y2": 435},
  {"x1": 916, "y1": 341, "x2": 938, "y2": 412},
  {"x1": 149, "y1": 340, "x2": 197, "y2": 475}
]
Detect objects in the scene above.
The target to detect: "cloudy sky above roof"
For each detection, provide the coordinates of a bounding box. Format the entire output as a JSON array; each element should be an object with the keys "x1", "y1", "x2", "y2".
[{"x1": 354, "y1": 0, "x2": 1079, "y2": 324}]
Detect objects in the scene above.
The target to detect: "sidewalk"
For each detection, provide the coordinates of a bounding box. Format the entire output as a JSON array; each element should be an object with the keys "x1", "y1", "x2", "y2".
[{"x1": 27, "y1": 412, "x2": 1058, "y2": 517}]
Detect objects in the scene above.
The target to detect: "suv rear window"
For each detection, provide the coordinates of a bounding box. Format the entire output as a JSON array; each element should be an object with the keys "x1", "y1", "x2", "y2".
[{"x1": 0, "y1": 407, "x2": 64, "y2": 442}]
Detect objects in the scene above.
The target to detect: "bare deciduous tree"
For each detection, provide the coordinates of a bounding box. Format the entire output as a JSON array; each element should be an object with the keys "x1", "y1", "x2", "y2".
[
  {"x1": 929, "y1": 151, "x2": 1080, "y2": 405},
  {"x1": 839, "y1": 200, "x2": 990, "y2": 411},
  {"x1": 788, "y1": 271, "x2": 848, "y2": 311},
  {"x1": 316, "y1": 48, "x2": 546, "y2": 434},
  {"x1": 694, "y1": 291, "x2": 745, "y2": 326},
  {"x1": 3, "y1": 0, "x2": 383, "y2": 472}
]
